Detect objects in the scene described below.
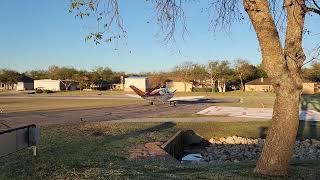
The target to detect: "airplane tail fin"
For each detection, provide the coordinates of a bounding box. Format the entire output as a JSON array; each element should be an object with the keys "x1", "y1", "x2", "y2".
[{"x1": 129, "y1": 85, "x2": 146, "y2": 97}]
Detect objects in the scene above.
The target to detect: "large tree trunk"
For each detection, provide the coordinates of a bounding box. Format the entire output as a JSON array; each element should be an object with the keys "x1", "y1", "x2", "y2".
[
  {"x1": 217, "y1": 80, "x2": 222, "y2": 92},
  {"x1": 211, "y1": 79, "x2": 216, "y2": 92},
  {"x1": 222, "y1": 82, "x2": 226, "y2": 92},
  {"x1": 240, "y1": 77, "x2": 244, "y2": 91},
  {"x1": 243, "y1": 0, "x2": 306, "y2": 175},
  {"x1": 255, "y1": 82, "x2": 302, "y2": 175}
]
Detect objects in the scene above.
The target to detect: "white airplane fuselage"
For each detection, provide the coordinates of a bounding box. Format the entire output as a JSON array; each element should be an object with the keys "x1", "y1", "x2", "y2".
[{"x1": 143, "y1": 93, "x2": 174, "y2": 104}]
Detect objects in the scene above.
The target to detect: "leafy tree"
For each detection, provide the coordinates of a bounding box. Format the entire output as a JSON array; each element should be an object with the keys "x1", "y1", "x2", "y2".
[
  {"x1": 91, "y1": 67, "x2": 114, "y2": 89},
  {"x1": 26, "y1": 70, "x2": 49, "y2": 80},
  {"x1": 147, "y1": 71, "x2": 170, "y2": 87},
  {"x1": 48, "y1": 66, "x2": 78, "y2": 90},
  {"x1": 190, "y1": 63, "x2": 208, "y2": 88},
  {"x1": 173, "y1": 61, "x2": 194, "y2": 92},
  {"x1": 0, "y1": 69, "x2": 21, "y2": 90},
  {"x1": 69, "y1": 0, "x2": 320, "y2": 175},
  {"x1": 302, "y1": 62, "x2": 320, "y2": 82},
  {"x1": 207, "y1": 60, "x2": 220, "y2": 92},
  {"x1": 254, "y1": 64, "x2": 268, "y2": 78},
  {"x1": 235, "y1": 59, "x2": 256, "y2": 91},
  {"x1": 215, "y1": 60, "x2": 233, "y2": 92},
  {"x1": 73, "y1": 70, "x2": 91, "y2": 90}
]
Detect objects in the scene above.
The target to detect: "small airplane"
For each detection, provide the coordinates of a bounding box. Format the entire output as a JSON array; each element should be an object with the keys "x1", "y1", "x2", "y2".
[{"x1": 127, "y1": 85, "x2": 207, "y2": 105}]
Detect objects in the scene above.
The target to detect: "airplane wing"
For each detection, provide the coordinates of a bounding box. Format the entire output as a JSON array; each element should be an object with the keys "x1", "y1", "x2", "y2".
[
  {"x1": 126, "y1": 94, "x2": 143, "y2": 99},
  {"x1": 145, "y1": 85, "x2": 161, "y2": 95},
  {"x1": 168, "y1": 96, "x2": 205, "y2": 102},
  {"x1": 149, "y1": 89, "x2": 161, "y2": 95}
]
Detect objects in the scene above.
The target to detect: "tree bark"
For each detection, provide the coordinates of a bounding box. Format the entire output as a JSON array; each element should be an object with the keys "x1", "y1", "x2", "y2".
[
  {"x1": 243, "y1": 0, "x2": 306, "y2": 175},
  {"x1": 255, "y1": 83, "x2": 301, "y2": 175},
  {"x1": 217, "y1": 80, "x2": 222, "y2": 92},
  {"x1": 240, "y1": 77, "x2": 244, "y2": 91},
  {"x1": 211, "y1": 79, "x2": 216, "y2": 92},
  {"x1": 222, "y1": 82, "x2": 226, "y2": 92}
]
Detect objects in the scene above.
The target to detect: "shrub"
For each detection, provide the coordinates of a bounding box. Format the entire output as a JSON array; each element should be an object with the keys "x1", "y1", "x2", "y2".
[
  {"x1": 35, "y1": 89, "x2": 43, "y2": 94},
  {"x1": 43, "y1": 90, "x2": 54, "y2": 94},
  {"x1": 193, "y1": 87, "x2": 217, "y2": 92}
]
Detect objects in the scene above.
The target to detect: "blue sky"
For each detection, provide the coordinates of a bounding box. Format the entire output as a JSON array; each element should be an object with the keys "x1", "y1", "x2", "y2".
[{"x1": 0, "y1": 0, "x2": 319, "y2": 73}]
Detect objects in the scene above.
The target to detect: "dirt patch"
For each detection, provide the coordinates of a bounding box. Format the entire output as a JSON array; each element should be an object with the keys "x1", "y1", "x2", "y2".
[{"x1": 129, "y1": 142, "x2": 177, "y2": 161}]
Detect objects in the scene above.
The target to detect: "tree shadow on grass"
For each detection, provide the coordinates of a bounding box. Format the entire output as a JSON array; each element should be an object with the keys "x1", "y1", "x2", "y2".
[
  {"x1": 92, "y1": 122, "x2": 177, "y2": 143},
  {"x1": 259, "y1": 95, "x2": 320, "y2": 140},
  {"x1": 298, "y1": 95, "x2": 320, "y2": 139}
]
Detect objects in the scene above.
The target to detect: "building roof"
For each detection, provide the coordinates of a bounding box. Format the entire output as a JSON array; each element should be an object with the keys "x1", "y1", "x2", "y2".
[
  {"x1": 125, "y1": 76, "x2": 147, "y2": 79},
  {"x1": 18, "y1": 75, "x2": 33, "y2": 83},
  {"x1": 245, "y1": 78, "x2": 272, "y2": 85},
  {"x1": 246, "y1": 77, "x2": 316, "y2": 85}
]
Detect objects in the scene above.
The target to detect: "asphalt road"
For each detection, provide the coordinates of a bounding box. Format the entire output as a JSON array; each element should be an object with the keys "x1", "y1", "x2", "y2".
[
  {"x1": 0, "y1": 103, "x2": 211, "y2": 129},
  {"x1": 0, "y1": 96, "x2": 242, "y2": 130}
]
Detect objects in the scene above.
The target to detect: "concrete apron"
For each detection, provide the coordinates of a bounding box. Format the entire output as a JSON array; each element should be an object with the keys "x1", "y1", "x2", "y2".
[{"x1": 197, "y1": 106, "x2": 320, "y2": 121}]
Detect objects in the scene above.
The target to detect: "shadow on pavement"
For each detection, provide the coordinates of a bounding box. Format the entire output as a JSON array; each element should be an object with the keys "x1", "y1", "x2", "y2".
[{"x1": 175, "y1": 98, "x2": 240, "y2": 105}]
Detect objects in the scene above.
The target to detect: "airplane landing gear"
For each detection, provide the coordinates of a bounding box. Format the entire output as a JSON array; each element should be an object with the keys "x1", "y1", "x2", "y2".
[{"x1": 169, "y1": 101, "x2": 176, "y2": 106}]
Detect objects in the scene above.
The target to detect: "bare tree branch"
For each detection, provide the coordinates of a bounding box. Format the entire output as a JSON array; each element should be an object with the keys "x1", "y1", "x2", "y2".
[
  {"x1": 306, "y1": 6, "x2": 320, "y2": 14},
  {"x1": 69, "y1": 0, "x2": 125, "y2": 44},
  {"x1": 312, "y1": 0, "x2": 320, "y2": 9},
  {"x1": 151, "y1": 0, "x2": 189, "y2": 43},
  {"x1": 208, "y1": 0, "x2": 242, "y2": 31}
]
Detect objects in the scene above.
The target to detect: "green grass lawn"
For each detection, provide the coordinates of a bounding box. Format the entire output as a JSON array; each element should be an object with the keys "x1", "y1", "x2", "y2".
[
  {"x1": 175, "y1": 91, "x2": 276, "y2": 108},
  {"x1": 1, "y1": 121, "x2": 320, "y2": 179},
  {"x1": 0, "y1": 90, "x2": 127, "y2": 96},
  {"x1": 0, "y1": 98, "x2": 142, "y2": 113},
  {"x1": 37, "y1": 90, "x2": 127, "y2": 96}
]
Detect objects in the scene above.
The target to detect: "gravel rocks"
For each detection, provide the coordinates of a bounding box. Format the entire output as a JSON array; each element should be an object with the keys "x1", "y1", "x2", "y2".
[{"x1": 202, "y1": 136, "x2": 320, "y2": 163}]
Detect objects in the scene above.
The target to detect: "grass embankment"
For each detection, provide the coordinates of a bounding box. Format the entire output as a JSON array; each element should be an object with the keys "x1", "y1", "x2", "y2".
[
  {"x1": 0, "y1": 90, "x2": 127, "y2": 97},
  {"x1": 1, "y1": 121, "x2": 320, "y2": 179},
  {"x1": 176, "y1": 91, "x2": 276, "y2": 108},
  {"x1": 0, "y1": 98, "x2": 141, "y2": 113},
  {"x1": 36, "y1": 90, "x2": 127, "y2": 96}
]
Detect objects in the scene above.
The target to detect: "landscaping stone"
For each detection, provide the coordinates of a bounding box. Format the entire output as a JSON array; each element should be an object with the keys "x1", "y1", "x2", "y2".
[{"x1": 203, "y1": 136, "x2": 320, "y2": 163}]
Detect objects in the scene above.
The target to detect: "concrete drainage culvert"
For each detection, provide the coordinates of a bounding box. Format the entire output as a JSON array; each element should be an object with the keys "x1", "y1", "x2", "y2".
[
  {"x1": 161, "y1": 130, "x2": 210, "y2": 163},
  {"x1": 161, "y1": 132, "x2": 320, "y2": 164}
]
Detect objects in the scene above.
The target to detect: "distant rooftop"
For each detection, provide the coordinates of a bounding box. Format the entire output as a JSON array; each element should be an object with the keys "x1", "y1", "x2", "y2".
[
  {"x1": 126, "y1": 76, "x2": 147, "y2": 79},
  {"x1": 19, "y1": 75, "x2": 33, "y2": 83},
  {"x1": 245, "y1": 78, "x2": 272, "y2": 85},
  {"x1": 246, "y1": 77, "x2": 315, "y2": 85}
]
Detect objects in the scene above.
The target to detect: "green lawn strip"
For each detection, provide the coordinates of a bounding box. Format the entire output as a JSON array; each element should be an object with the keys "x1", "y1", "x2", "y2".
[
  {"x1": 1, "y1": 121, "x2": 320, "y2": 179},
  {"x1": 36, "y1": 90, "x2": 127, "y2": 96},
  {"x1": 0, "y1": 98, "x2": 141, "y2": 113}
]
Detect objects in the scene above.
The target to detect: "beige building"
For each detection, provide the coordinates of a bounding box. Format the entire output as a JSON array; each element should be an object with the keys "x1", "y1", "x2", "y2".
[
  {"x1": 124, "y1": 77, "x2": 151, "y2": 92},
  {"x1": 245, "y1": 78, "x2": 319, "y2": 94},
  {"x1": 302, "y1": 82, "x2": 319, "y2": 94},
  {"x1": 16, "y1": 82, "x2": 34, "y2": 91},
  {"x1": 34, "y1": 79, "x2": 77, "y2": 91},
  {"x1": 166, "y1": 81, "x2": 193, "y2": 92},
  {"x1": 0, "y1": 75, "x2": 34, "y2": 91}
]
